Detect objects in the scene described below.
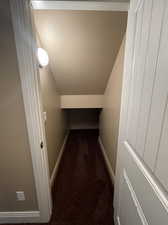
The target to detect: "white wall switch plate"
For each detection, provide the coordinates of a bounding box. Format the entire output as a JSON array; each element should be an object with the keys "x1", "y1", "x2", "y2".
[
  {"x1": 16, "y1": 191, "x2": 25, "y2": 201},
  {"x1": 43, "y1": 111, "x2": 47, "y2": 122}
]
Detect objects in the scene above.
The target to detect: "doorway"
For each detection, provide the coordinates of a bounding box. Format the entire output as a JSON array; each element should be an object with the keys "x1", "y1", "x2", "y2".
[
  {"x1": 33, "y1": 5, "x2": 127, "y2": 223},
  {"x1": 8, "y1": 0, "x2": 128, "y2": 223}
]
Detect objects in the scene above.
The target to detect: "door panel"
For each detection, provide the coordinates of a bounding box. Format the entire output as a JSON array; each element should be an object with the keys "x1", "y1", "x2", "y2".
[
  {"x1": 119, "y1": 170, "x2": 145, "y2": 225},
  {"x1": 126, "y1": 0, "x2": 145, "y2": 148},
  {"x1": 130, "y1": 0, "x2": 153, "y2": 151},
  {"x1": 136, "y1": 0, "x2": 165, "y2": 157},
  {"x1": 121, "y1": 142, "x2": 168, "y2": 225},
  {"x1": 115, "y1": 0, "x2": 168, "y2": 224},
  {"x1": 144, "y1": 3, "x2": 168, "y2": 170}
]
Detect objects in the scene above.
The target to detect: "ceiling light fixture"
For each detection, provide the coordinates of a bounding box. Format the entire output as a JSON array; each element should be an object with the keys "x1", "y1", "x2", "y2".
[{"x1": 37, "y1": 47, "x2": 49, "y2": 68}]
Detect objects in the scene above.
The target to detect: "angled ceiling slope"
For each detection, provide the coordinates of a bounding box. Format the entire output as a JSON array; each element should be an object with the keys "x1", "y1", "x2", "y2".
[{"x1": 33, "y1": 5, "x2": 127, "y2": 95}]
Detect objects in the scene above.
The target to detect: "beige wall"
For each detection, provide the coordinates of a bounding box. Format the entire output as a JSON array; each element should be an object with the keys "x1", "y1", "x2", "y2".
[
  {"x1": 99, "y1": 37, "x2": 125, "y2": 173},
  {"x1": 0, "y1": 0, "x2": 37, "y2": 211},
  {"x1": 39, "y1": 60, "x2": 68, "y2": 176}
]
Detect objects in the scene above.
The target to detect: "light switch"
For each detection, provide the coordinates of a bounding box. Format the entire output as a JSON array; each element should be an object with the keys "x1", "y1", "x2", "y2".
[
  {"x1": 16, "y1": 191, "x2": 25, "y2": 201},
  {"x1": 43, "y1": 111, "x2": 47, "y2": 122}
]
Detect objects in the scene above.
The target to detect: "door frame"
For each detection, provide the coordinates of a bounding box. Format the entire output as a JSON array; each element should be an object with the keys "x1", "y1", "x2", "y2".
[
  {"x1": 9, "y1": 0, "x2": 129, "y2": 223},
  {"x1": 10, "y1": 0, "x2": 52, "y2": 222}
]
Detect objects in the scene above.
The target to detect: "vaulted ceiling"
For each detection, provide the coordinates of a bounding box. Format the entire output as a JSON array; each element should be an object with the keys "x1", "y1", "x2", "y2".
[{"x1": 34, "y1": 10, "x2": 127, "y2": 94}]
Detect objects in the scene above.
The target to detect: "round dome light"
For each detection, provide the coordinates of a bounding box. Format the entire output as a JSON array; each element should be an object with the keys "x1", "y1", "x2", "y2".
[{"x1": 37, "y1": 48, "x2": 49, "y2": 68}]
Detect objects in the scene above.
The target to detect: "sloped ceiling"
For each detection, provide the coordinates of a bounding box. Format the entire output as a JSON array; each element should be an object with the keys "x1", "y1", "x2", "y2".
[{"x1": 34, "y1": 10, "x2": 127, "y2": 94}]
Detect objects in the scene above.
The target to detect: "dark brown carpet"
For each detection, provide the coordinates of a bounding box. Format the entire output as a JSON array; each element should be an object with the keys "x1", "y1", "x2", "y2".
[{"x1": 51, "y1": 129, "x2": 114, "y2": 225}]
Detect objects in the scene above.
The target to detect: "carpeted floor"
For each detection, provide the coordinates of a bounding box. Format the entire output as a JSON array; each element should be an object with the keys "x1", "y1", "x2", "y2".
[{"x1": 51, "y1": 129, "x2": 114, "y2": 225}]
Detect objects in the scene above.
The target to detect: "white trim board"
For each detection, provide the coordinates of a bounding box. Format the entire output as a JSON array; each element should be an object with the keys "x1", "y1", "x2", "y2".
[
  {"x1": 114, "y1": 216, "x2": 121, "y2": 225},
  {"x1": 61, "y1": 95, "x2": 103, "y2": 109},
  {"x1": 50, "y1": 132, "x2": 69, "y2": 187},
  {"x1": 0, "y1": 211, "x2": 40, "y2": 224},
  {"x1": 32, "y1": 1, "x2": 129, "y2": 11},
  {"x1": 10, "y1": 0, "x2": 52, "y2": 223},
  {"x1": 116, "y1": 216, "x2": 121, "y2": 225},
  {"x1": 98, "y1": 137, "x2": 115, "y2": 184}
]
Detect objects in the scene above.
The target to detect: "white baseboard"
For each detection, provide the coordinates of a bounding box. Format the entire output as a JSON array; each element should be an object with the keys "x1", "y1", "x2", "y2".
[
  {"x1": 98, "y1": 136, "x2": 115, "y2": 184},
  {"x1": 50, "y1": 132, "x2": 69, "y2": 187},
  {"x1": 0, "y1": 211, "x2": 40, "y2": 224}
]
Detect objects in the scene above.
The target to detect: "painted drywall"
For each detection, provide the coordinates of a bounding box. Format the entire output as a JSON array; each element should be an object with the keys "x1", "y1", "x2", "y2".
[
  {"x1": 68, "y1": 109, "x2": 100, "y2": 130},
  {"x1": 0, "y1": 0, "x2": 37, "y2": 211},
  {"x1": 34, "y1": 10, "x2": 127, "y2": 94},
  {"x1": 61, "y1": 95, "x2": 103, "y2": 108},
  {"x1": 39, "y1": 56, "x2": 68, "y2": 176},
  {"x1": 99, "y1": 37, "x2": 125, "y2": 173}
]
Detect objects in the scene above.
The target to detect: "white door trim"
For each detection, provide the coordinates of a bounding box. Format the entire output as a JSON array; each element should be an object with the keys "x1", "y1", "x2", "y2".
[
  {"x1": 10, "y1": 0, "x2": 52, "y2": 222},
  {"x1": 31, "y1": 1, "x2": 129, "y2": 11}
]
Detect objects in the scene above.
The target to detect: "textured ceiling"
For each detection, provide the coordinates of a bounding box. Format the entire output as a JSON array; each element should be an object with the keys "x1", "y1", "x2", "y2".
[{"x1": 34, "y1": 10, "x2": 127, "y2": 94}]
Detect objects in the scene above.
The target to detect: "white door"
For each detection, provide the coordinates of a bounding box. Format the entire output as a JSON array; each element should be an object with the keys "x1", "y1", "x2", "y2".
[{"x1": 114, "y1": 0, "x2": 168, "y2": 225}]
